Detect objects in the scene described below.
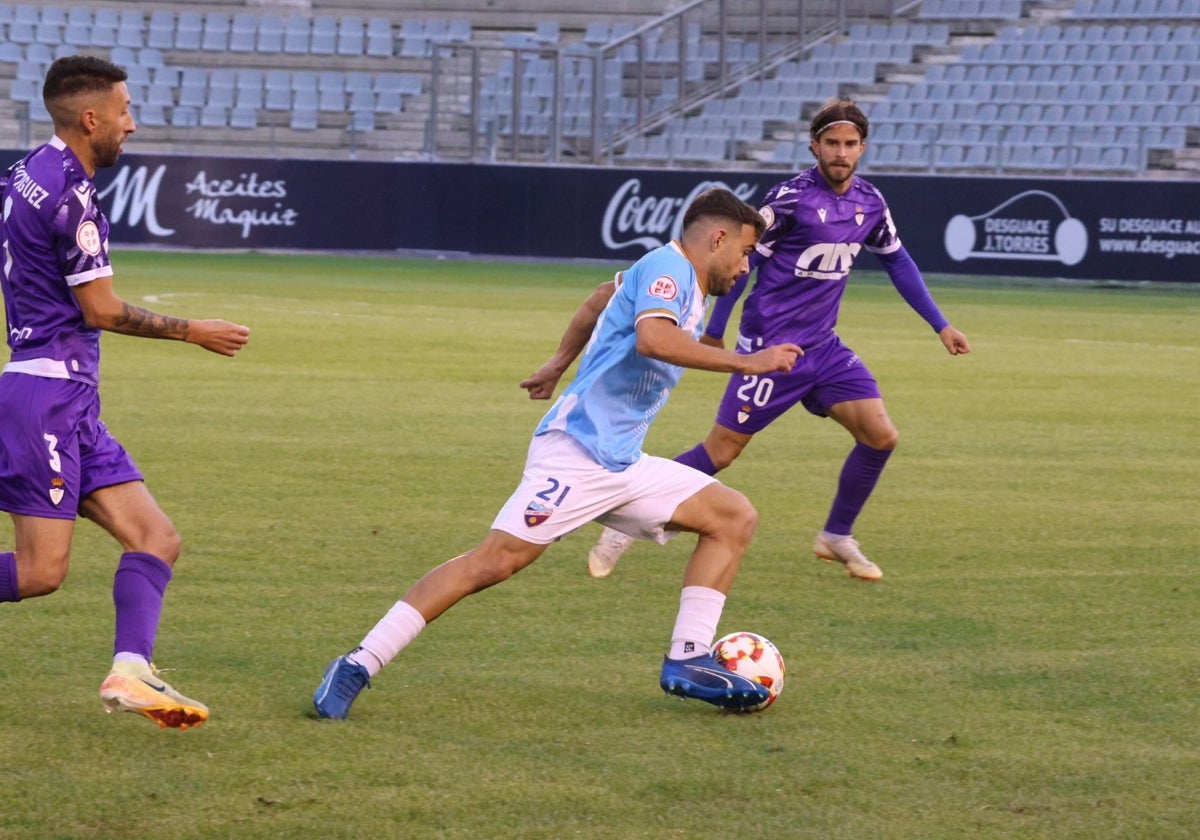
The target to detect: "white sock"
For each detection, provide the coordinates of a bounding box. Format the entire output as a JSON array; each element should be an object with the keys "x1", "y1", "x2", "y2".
[
  {"x1": 667, "y1": 585, "x2": 725, "y2": 660},
  {"x1": 112, "y1": 652, "x2": 149, "y2": 669},
  {"x1": 347, "y1": 599, "x2": 427, "y2": 677}
]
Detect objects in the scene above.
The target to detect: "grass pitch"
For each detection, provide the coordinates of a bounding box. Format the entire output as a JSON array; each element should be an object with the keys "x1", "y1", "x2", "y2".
[{"x1": 0, "y1": 251, "x2": 1197, "y2": 839}]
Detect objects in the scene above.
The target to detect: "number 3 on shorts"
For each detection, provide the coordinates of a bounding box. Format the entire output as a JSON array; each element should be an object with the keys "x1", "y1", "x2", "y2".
[{"x1": 43, "y1": 433, "x2": 62, "y2": 473}]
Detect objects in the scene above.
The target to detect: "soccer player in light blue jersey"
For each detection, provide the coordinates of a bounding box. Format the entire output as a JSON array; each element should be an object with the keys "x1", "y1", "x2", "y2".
[
  {"x1": 314, "y1": 188, "x2": 802, "y2": 718},
  {"x1": 583, "y1": 98, "x2": 970, "y2": 582},
  {"x1": 0, "y1": 56, "x2": 250, "y2": 729}
]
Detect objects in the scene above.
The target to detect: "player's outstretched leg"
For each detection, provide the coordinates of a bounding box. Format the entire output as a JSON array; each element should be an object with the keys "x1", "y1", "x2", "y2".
[
  {"x1": 660, "y1": 654, "x2": 769, "y2": 711},
  {"x1": 99, "y1": 661, "x2": 208, "y2": 730},
  {"x1": 586, "y1": 526, "x2": 634, "y2": 578},
  {"x1": 313, "y1": 654, "x2": 371, "y2": 720},
  {"x1": 813, "y1": 532, "x2": 883, "y2": 581}
]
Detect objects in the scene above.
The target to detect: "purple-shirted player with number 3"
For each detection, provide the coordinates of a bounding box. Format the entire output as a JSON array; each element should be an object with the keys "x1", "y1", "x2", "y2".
[
  {"x1": 575, "y1": 98, "x2": 970, "y2": 581},
  {"x1": 0, "y1": 56, "x2": 250, "y2": 729}
]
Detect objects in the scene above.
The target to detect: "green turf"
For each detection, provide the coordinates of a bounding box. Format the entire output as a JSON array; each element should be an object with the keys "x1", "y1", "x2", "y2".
[{"x1": 1, "y1": 251, "x2": 1197, "y2": 839}]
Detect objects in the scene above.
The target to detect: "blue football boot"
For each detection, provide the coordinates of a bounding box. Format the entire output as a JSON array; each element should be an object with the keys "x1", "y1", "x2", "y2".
[
  {"x1": 660, "y1": 653, "x2": 770, "y2": 711},
  {"x1": 313, "y1": 655, "x2": 370, "y2": 719}
]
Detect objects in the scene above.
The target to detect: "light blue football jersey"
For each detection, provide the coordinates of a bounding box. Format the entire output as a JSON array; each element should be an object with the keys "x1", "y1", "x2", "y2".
[{"x1": 536, "y1": 241, "x2": 706, "y2": 471}]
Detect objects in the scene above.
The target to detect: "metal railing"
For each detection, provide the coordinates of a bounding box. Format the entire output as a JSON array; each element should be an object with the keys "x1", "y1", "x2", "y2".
[{"x1": 424, "y1": 0, "x2": 912, "y2": 165}]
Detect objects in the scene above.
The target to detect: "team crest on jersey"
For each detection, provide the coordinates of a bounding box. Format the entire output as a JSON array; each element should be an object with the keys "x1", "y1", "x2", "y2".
[
  {"x1": 855, "y1": 206, "x2": 865, "y2": 226},
  {"x1": 76, "y1": 220, "x2": 101, "y2": 256},
  {"x1": 648, "y1": 276, "x2": 678, "y2": 301},
  {"x1": 49, "y1": 476, "x2": 65, "y2": 506},
  {"x1": 524, "y1": 501, "x2": 553, "y2": 527},
  {"x1": 737, "y1": 404, "x2": 751, "y2": 424}
]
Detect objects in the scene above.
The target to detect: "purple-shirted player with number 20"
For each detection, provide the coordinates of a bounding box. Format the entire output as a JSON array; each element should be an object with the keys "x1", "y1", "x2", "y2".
[{"x1": 581, "y1": 98, "x2": 971, "y2": 582}]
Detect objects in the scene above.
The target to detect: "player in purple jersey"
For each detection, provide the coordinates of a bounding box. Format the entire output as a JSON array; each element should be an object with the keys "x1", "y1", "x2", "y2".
[
  {"x1": 313, "y1": 189, "x2": 802, "y2": 719},
  {"x1": 580, "y1": 98, "x2": 970, "y2": 582},
  {"x1": 0, "y1": 56, "x2": 250, "y2": 729}
]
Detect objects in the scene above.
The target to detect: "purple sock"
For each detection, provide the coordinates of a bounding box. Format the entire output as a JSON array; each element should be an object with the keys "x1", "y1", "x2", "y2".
[
  {"x1": 823, "y1": 442, "x2": 893, "y2": 536},
  {"x1": 675, "y1": 442, "x2": 718, "y2": 476},
  {"x1": 112, "y1": 552, "x2": 172, "y2": 660},
  {"x1": 0, "y1": 552, "x2": 19, "y2": 602}
]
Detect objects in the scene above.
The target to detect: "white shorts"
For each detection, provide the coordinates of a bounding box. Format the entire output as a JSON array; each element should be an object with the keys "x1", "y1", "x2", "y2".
[{"x1": 491, "y1": 430, "x2": 717, "y2": 546}]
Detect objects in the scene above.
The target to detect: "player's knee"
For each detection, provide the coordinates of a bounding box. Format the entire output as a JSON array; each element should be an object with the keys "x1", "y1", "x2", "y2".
[
  {"x1": 134, "y1": 524, "x2": 182, "y2": 565},
  {"x1": 462, "y1": 549, "x2": 522, "y2": 590},
  {"x1": 719, "y1": 496, "x2": 759, "y2": 551},
  {"x1": 16, "y1": 549, "x2": 71, "y2": 597},
  {"x1": 861, "y1": 426, "x2": 898, "y2": 451},
  {"x1": 877, "y1": 427, "x2": 899, "y2": 451},
  {"x1": 157, "y1": 528, "x2": 182, "y2": 564}
]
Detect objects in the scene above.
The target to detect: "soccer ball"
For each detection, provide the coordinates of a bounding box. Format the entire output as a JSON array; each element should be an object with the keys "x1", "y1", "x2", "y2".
[{"x1": 712, "y1": 631, "x2": 786, "y2": 712}]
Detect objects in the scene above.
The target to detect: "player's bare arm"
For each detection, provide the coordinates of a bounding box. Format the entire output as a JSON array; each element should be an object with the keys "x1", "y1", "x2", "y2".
[
  {"x1": 72, "y1": 276, "x2": 249, "y2": 356},
  {"x1": 520, "y1": 278, "x2": 618, "y2": 399},
  {"x1": 939, "y1": 325, "x2": 970, "y2": 355},
  {"x1": 635, "y1": 316, "x2": 800, "y2": 374}
]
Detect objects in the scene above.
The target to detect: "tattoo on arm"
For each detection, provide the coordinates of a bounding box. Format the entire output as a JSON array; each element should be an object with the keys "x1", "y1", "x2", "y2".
[{"x1": 111, "y1": 303, "x2": 191, "y2": 341}]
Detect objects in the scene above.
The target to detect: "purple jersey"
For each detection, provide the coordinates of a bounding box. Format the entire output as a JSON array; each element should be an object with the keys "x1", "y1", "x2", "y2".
[
  {"x1": 736, "y1": 166, "x2": 901, "y2": 351},
  {"x1": 1, "y1": 136, "x2": 114, "y2": 387}
]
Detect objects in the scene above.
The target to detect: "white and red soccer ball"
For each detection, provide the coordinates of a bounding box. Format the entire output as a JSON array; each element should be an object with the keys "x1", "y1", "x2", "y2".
[{"x1": 712, "y1": 631, "x2": 786, "y2": 712}]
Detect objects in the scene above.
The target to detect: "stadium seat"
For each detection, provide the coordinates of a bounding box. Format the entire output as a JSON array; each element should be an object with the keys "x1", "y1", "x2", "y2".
[
  {"x1": 311, "y1": 16, "x2": 337, "y2": 55},
  {"x1": 208, "y1": 86, "x2": 235, "y2": 109},
  {"x1": 9, "y1": 76, "x2": 37, "y2": 102},
  {"x1": 178, "y1": 69, "x2": 207, "y2": 108},
  {"x1": 200, "y1": 105, "x2": 228, "y2": 128},
  {"x1": 137, "y1": 104, "x2": 167, "y2": 127},
  {"x1": 935, "y1": 145, "x2": 966, "y2": 169},
  {"x1": 210, "y1": 67, "x2": 236, "y2": 92},
  {"x1": 229, "y1": 106, "x2": 258, "y2": 129},
  {"x1": 176, "y1": 11, "x2": 203, "y2": 50},
  {"x1": 147, "y1": 11, "x2": 174, "y2": 49},
  {"x1": 319, "y1": 88, "x2": 345, "y2": 112},
  {"x1": 264, "y1": 85, "x2": 292, "y2": 111},
  {"x1": 283, "y1": 16, "x2": 311, "y2": 54},
  {"x1": 138, "y1": 47, "x2": 164, "y2": 69},
  {"x1": 963, "y1": 144, "x2": 993, "y2": 169},
  {"x1": 366, "y1": 18, "x2": 393, "y2": 57},
  {"x1": 126, "y1": 65, "x2": 152, "y2": 87},
  {"x1": 292, "y1": 88, "x2": 318, "y2": 113},
  {"x1": 290, "y1": 108, "x2": 318, "y2": 130},
  {"x1": 258, "y1": 14, "x2": 284, "y2": 53},
  {"x1": 400, "y1": 37, "x2": 430, "y2": 59},
  {"x1": 338, "y1": 17, "x2": 365, "y2": 56},
  {"x1": 171, "y1": 106, "x2": 198, "y2": 128},
  {"x1": 265, "y1": 68, "x2": 290, "y2": 91},
  {"x1": 235, "y1": 87, "x2": 264, "y2": 110},
  {"x1": 111, "y1": 46, "x2": 138, "y2": 69},
  {"x1": 374, "y1": 91, "x2": 403, "y2": 115},
  {"x1": 230, "y1": 13, "x2": 257, "y2": 53}
]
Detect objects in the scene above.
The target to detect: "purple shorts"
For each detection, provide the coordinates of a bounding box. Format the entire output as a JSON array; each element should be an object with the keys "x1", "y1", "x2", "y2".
[
  {"x1": 714, "y1": 336, "x2": 881, "y2": 434},
  {"x1": 0, "y1": 373, "x2": 142, "y2": 520}
]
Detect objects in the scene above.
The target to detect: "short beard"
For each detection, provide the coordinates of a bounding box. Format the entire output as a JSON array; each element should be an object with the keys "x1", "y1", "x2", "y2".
[{"x1": 93, "y1": 141, "x2": 122, "y2": 169}]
